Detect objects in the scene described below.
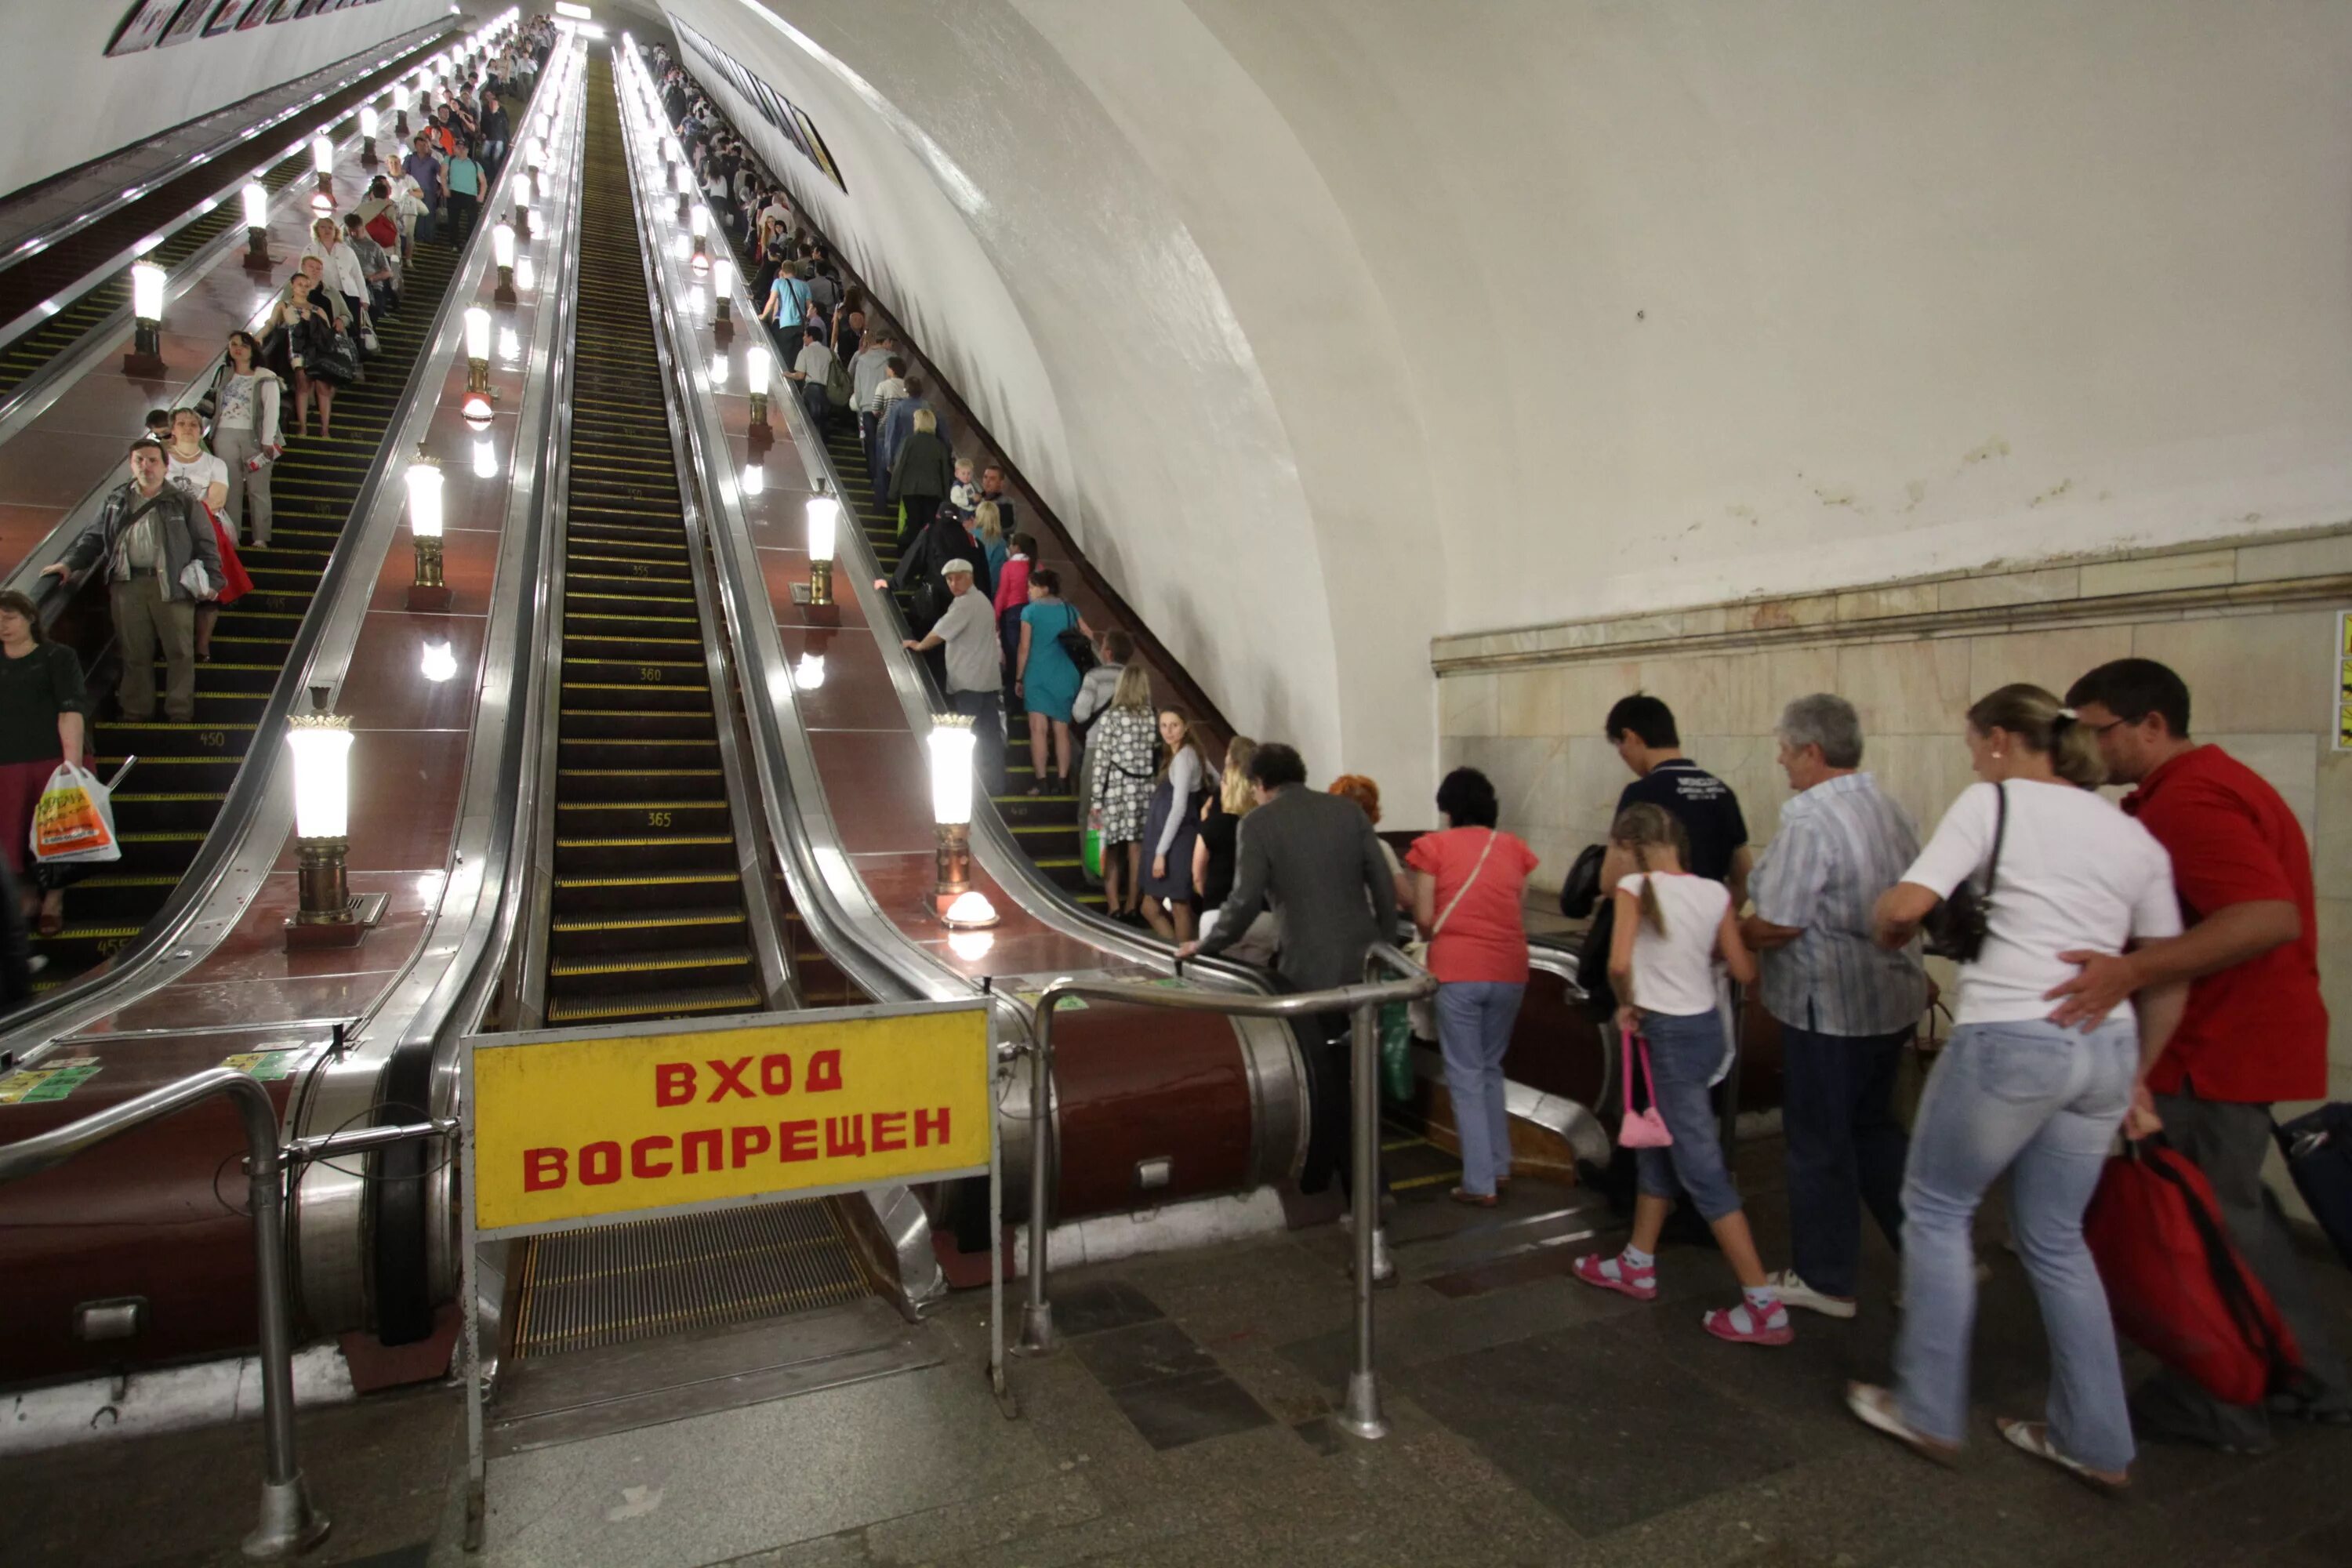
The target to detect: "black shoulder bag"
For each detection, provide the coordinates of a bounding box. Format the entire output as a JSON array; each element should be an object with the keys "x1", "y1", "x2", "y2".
[{"x1": 1922, "y1": 782, "x2": 2006, "y2": 963}]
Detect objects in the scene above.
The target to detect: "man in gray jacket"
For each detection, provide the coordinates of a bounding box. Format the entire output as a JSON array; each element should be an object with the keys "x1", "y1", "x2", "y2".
[
  {"x1": 1181, "y1": 742, "x2": 1397, "y2": 1250},
  {"x1": 45, "y1": 438, "x2": 223, "y2": 724}
]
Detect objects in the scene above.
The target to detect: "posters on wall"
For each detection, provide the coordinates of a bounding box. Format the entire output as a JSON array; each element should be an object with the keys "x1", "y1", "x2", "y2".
[
  {"x1": 671, "y1": 14, "x2": 846, "y2": 193},
  {"x1": 107, "y1": 0, "x2": 188, "y2": 56}
]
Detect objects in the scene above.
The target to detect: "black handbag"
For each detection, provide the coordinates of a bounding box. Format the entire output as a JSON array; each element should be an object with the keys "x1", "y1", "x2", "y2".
[
  {"x1": 1922, "y1": 782, "x2": 2006, "y2": 963},
  {"x1": 1055, "y1": 619, "x2": 1097, "y2": 673},
  {"x1": 1557, "y1": 841, "x2": 1606, "y2": 920}
]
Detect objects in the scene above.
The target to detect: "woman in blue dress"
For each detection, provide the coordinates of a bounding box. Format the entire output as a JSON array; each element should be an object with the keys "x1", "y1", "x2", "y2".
[{"x1": 1014, "y1": 567, "x2": 1092, "y2": 797}]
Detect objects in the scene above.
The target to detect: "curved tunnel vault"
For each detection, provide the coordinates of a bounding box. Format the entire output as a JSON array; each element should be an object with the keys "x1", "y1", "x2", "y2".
[{"x1": 655, "y1": 0, "x2": 1443, "y2": 804}]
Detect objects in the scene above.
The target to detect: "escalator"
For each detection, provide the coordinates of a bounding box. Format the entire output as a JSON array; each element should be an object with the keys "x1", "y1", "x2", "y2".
[
  {"x1": 48, "y1": 231, "x2": 463, "y2": 982},
  {"x1": 812, "y1": 401, "x2": 1100, "y2": 909},
  {"x1": 0, "y1": 29, "x2": 458, "y2": 402},
  {"x1": 543, "y1": 67, "x2": 760, "y2": 1029},
  {"x1": 0, "y1": 145, "x2": 315, "y2": 402},
  {"x1": 499, "y1": 60, "x2": 877, "y2": 1359}
]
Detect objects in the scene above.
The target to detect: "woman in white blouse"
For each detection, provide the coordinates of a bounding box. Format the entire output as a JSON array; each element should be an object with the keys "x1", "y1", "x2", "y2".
[
  {"x1": 206, "y1": 331, "x2": 281, "y2": 547},
  {"x1": 163, "y1": 408, "x2": 249, "y2": 661},
  {"x1": 1850, "y1": 683, "x2": 2187, "y2": 1492}
]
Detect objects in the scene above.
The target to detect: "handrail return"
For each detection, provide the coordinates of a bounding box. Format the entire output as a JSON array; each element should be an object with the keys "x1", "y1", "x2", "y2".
[
  {"x1": 0, "y1": 1060, "x2": 454, "y2": 1560},
  {"x1": 1012, "y1": 942, "x2": 1434, "y2": 1440}
]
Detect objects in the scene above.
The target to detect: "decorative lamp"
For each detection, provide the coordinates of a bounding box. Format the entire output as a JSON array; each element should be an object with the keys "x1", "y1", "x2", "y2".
[
  {"x1": 310, "y1": 133, "x2": 335, "y2": 195},
  {"x1": 124, "y1": 261, "x2": 168, "y2": 378},
  {"x1": 673, "y1": 162, "x2": 693, "y2": 223},
  {"x1": 461, "y1": 306, "x2": 494, "y2": 426},
  {"x1": 241, "y1": 182, "x2": 272, "y2": 274},
  {"x1": 711, "y1": 255, "x2": 735, "y2": 343},
  {"x1": 359, "y1": 104, "x2": 379, "y2": 165},
  {"x1": 405, "y1": 452, "x2": 450, "y2": 611},
  {"x1": 284, "y1": 691, "x2": 386, "y2": 949},
  {"x1": 492, "y1": 220, "x2": 517, "y2": 303},
  {"x1": 927, "y1": 716, "x2": 998, "y2": 927},
  {"x1": 802, "y1": 483, "x2": 837, "y2": 606},
  {"x1": 688, "y1": 201, "x2": 710, "y2": 267},
  {"x1": 511, "y1": 169, "x2": 533, "y2": 240},
  {"x1": 393, "y1": 81, "x2": 411, "y2": 137},
  {"x1": 745, "y1": 342, "x2": 771, "y2": 437},
  {"x1": 526, "y1": 135, "x2": 544, "y2": 176}
]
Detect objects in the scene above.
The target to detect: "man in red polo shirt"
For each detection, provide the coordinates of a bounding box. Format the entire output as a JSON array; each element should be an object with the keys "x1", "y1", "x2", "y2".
[{"x1": 2052, "y1": 658, "x2": 2349, "y2": 1450}]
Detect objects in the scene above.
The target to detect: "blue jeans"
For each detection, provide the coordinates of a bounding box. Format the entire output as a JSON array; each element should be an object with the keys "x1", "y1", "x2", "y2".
[
  {"x1": 1782, "y1": 1011, "x2": 1911, "y2": 1296},
  {"x1": 1436, "y1": 981, "x2": 1523, "y2": 1196},
  {"x1": 1631, "y1": 1007, "x2": 1743, "y2": 1221},
  {"x1": 1896, "y1": 1018, "x2": 2136, "y2": 1471}
]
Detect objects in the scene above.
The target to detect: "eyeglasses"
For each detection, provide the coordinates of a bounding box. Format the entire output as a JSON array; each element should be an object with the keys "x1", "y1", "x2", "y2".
[{"x1": 2083, "y1": 717, "x2": 2130, "y2": 737}]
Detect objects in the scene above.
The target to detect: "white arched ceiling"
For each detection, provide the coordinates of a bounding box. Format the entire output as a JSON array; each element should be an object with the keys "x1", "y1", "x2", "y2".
[
  {"x1": 655, "y1": 0, "x2": 2352, "y2": 809},
  {"x1": 0, "y1": 1, "x2": 457, "y2": 201}
]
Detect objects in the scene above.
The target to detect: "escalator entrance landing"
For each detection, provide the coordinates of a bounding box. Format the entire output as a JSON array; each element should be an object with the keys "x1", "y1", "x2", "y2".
[{"x1": 486, "y1": 58, "x2": 923, "y2": 1452}]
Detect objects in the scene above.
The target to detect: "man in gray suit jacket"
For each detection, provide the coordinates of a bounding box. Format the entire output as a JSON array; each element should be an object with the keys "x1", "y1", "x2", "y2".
[
  {"x1": 1185, "y1": 742, "x2": 1396, "y2": 990},
  {"x1": 1181, "y1": 742, "x2": 1396, "y2": 1252}
]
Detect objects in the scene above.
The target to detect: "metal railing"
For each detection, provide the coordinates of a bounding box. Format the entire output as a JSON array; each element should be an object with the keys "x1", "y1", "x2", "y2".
[
  {"x1": 0, "y1": 1065, "x2": 452, "y2": 1560},
  {"x1": 1012, "y1": 942, "x2": 1434, "y2": 1440}
]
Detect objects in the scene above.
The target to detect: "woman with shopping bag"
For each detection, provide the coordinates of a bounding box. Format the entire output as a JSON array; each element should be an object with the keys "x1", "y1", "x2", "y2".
[{"x1": 0, "y1": 590, "x2": 89, "y2": 936}]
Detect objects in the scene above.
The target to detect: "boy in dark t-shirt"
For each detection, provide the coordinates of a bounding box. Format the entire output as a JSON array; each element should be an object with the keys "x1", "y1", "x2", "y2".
[{"x1": 1603, "y1": 695, "x2": 1751, "y2": 901}]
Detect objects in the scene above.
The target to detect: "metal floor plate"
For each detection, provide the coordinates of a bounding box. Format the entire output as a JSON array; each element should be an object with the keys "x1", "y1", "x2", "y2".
[
  {"x1": 487, "y1": 1295, "x2": 936, "y2": 1458},
  {"x1": 511, "y1": 1200, "x2": 873, "y2": 1359}
]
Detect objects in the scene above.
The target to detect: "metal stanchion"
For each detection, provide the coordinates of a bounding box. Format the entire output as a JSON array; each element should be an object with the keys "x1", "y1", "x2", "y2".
[
  {"x1": 1017, "y1": 998, "x2": 1058, "y2": 1356},
  {"x1": 1337, "y1": 991, "x2": 1389, "y2": 1439}
]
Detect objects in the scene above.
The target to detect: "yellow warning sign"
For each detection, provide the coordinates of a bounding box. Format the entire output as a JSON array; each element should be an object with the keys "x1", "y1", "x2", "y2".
[{"x1": 470, "y1": 1004, "x2": 990, "y2": 1234}]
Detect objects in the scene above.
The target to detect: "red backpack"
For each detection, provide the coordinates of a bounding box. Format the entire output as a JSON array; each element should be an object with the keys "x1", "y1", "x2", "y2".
[{"x1": 2083, "y1": 1138, "x2": 2305, "y2": 1407}]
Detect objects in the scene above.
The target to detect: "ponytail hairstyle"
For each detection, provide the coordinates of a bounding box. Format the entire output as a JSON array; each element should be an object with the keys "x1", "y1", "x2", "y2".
[
  {"x1": 1965, "y1": 683, "x2": 2106, "y2": 789},
  {"x1": 1609, "y1": 803, "x2": 1688, "y2": 935},
  {"x1": 1221, "y1": 736, "x2": 1259, "y2": 815}
]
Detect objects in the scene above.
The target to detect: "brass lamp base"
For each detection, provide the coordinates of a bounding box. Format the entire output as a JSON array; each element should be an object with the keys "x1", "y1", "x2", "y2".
[
  {"x1": 286, "y1": 893, "x2": 387, "y2": 950},
  {"x1": 287, "y1": 837, "x2": 387, "y2": 949}
]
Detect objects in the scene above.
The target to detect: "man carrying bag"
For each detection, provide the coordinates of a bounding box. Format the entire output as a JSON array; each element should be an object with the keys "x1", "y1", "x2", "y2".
[{"x1": 42, "y1": 438, "x2": 222, "y2": 724}]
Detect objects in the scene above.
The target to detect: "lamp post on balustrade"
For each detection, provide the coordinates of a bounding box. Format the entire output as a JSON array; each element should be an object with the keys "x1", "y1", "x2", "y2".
[
  {"x1": 927, "y1": 717, "x2": 999, "y2": 928},
  {"x1": 746, "y1": 342, "x2": 771, "y2": 443},
  {"x1": 285, "y1": 690, "x2": 387, "y2": 949},
  {"x1": 124, "y1": 262, "x2": 168, "y2": 379},
  {"x1": 405, "y1": 452, "x2": 451, "y2": 612},
  {"x1": 241, "y1": 183, "x2": 273, "y2": 274},
  {"x1": 712, "y1": 255, "x2": 735, "y2": 346}
]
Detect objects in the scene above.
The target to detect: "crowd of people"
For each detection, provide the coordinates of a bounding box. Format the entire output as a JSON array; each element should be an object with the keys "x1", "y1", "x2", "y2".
[
  {"x1": 0, "y1": 20, "x2": 563, "y2": 988},
  {"x1": 1169, "y1": 661, "x2": 2342, "y2": 1489},
  {"x1": 649, "y1": 44, "x2": 2345, "y2": 1489}
]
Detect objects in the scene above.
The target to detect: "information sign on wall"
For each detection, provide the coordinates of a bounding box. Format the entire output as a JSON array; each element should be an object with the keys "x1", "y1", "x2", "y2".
[{"x1": 469, "y1": 1001, "x2": 990, "y2": 1235}]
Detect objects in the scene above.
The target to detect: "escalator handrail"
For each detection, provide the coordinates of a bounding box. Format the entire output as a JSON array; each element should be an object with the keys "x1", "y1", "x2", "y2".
[
  {"x1": 0, "y1": 22, "x2": 458, "y2": 287},
  {"x1": 0, "y1": 94, "x2": 551, "y2": 1063},
  {"x1": 4, "y1": 120, "x2": 393, "y2": 616},
  {"x1": 656, "y1": 49, "x2": 1266, "y2": 996},
  {"x1": 608, "y1": 50, "x2": 943, "y2": 1017},
  {"x1": 662, "y1": 62, "x2": 1234, "y2": 751},
  {"x1": 351, "y1": 48, "x2": 596, "y2": 1345}
]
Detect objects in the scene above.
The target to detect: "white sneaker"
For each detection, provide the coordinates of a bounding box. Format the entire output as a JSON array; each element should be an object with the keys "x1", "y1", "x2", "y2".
[{"x1": 1769, "y1": 1269, "x2": 1857, "y2": 1319}]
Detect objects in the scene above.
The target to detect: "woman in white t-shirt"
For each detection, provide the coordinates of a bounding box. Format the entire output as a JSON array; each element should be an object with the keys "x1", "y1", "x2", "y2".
[
  {"x1": 1573, "y1": 803, "x2": 1791, "y2": 1346},
  {"x1": 1850, "y1": 683, "x2": 2187, "y2": 1491}
]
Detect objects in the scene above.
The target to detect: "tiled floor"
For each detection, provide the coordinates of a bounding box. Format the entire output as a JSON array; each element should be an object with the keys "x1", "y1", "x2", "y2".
[{"x1": 10, "y1": 1134, "x2": 2350, "y2": 1566}]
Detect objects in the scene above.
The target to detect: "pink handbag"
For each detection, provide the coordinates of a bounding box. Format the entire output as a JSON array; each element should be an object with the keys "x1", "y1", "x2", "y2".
[{"x1": 1618, "y1": 1027, "x2": 1674, "y2": 1148}]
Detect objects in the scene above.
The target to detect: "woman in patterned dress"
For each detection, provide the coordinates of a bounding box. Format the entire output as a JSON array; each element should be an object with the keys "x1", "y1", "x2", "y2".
[{"x1": 1087, "y1": 662, "x2": 1157, "y2": 923}]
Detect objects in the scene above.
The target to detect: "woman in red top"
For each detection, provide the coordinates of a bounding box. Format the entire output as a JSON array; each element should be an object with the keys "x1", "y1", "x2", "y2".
[{"x1": 1406, "y1": 768, "x2": 1541, "y2": 1206}]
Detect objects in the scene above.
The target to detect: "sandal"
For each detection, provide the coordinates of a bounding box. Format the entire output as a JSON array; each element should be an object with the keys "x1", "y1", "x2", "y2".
[
  {"x1": 1996, "y1": 1418, "x2": 2128, "y2": 1494},
  {"x1": 1846, "y1": 1383, "x2": 1958, "y2": 1467}
]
